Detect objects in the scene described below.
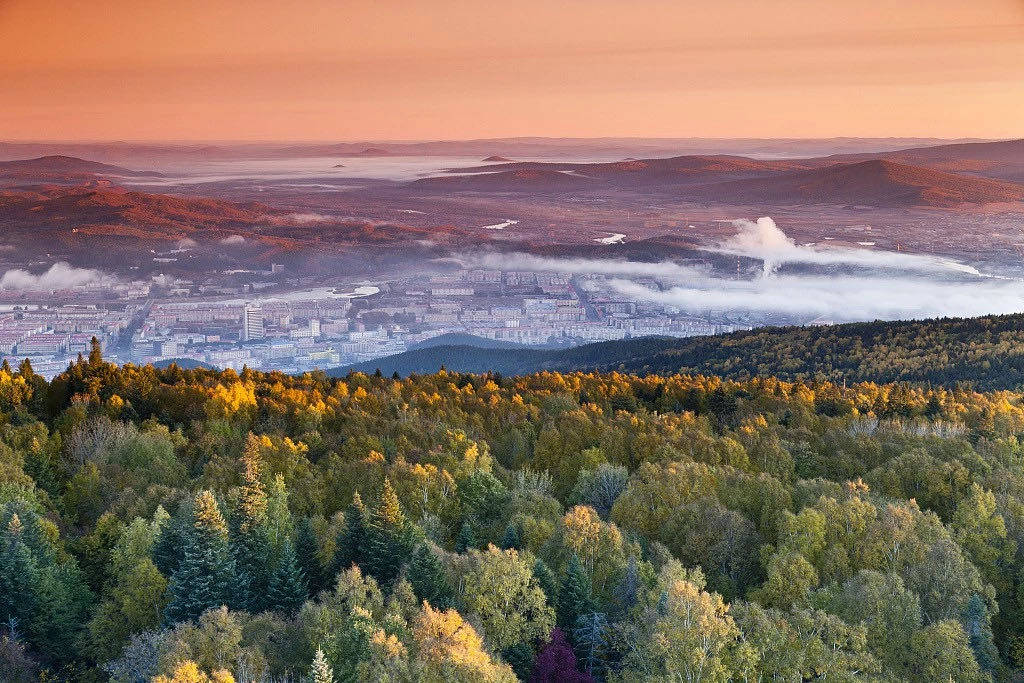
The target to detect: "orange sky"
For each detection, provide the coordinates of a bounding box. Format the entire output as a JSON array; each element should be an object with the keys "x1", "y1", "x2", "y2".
[{"x1": 1, "y1": 0, "x2": 1022, "y2": 141}]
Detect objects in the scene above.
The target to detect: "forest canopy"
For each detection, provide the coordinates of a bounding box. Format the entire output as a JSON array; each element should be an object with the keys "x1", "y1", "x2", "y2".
[
  {"x1": 2, "y1": 344, "x2": 1024, "y2": 680},
  {"x1": 341, "y1": 312, "x2": 1024, "y2": 392}
]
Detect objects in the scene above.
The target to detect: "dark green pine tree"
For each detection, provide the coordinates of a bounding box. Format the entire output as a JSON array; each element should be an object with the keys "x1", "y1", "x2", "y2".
[
  {"x1": 533, "y1": 557, "x2": 559, "y2": 611},
  {"x1": 164, "y1": 491, "x2": 235, "y2": 624},
  {"x1": 557, "y1": 554, "x2": 594, "y2": 631},
  {"x1": 503, "y1": 642, "x2": 536, "y2": 681},
  {"x1": 362, "y1": 479, "x2": 416, "y2": 587},
  {"x1": 294, "y1": 516, "x2": 324, "y2": 595},
  {"x1": 407, "y1": 543, "x2": 454, "y2": 610},
  {"x1": 612, "y1": 554, "x2": 640, "y2": 617},
  {"x1": 0, "y1": 514, "x2": 40, "y2": 632},
  {"x1": 329, "y1": 491, "x2": 367, "y2": 581},
  {"x1": 500, "y1": 522, "x2": 522, "y2": 550},
  {"x1": 963, "y1": 593, "x2": 1001, "y2": 673},
  {"x1": 573, "y1": 611, "x2": 610, "y2": 678},
  {"x1": 454, "y1": 520, "x2": 476, "y2": 553},
  {"x1": 152, "y1": 507, "x2": 188, "y2": 577},
  {"x1": 266, "y1": 538, "x2": 309, "y2": 615},
  {"x1": 230, "y1": 436, "x2": 273, "y2": 612}
]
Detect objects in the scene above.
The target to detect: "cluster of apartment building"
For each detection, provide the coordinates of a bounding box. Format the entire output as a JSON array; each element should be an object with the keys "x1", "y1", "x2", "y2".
[{"x1": 0, "y1": 268, "x2": 751, "y2": 377}]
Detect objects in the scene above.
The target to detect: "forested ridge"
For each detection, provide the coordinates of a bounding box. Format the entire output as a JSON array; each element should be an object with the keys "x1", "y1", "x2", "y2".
[
  {"x1": 6, "y1": 343, "x2": 1024, "y2": 680},
  {"x1": 341, "y1": 313, "x2": 1024, "y2": 391}
]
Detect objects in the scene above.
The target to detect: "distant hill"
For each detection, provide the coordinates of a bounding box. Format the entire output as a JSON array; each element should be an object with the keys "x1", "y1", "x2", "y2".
[
  {"x1": 0, "y1": 184, "x2": 275, "y2": 239},
  {"x1": 413, "y1": 168, "x2": 599, "y2": 191},
  {"x1": 408, "y1": 333, "x2": 535, "y2": 351},
  {"x1": 332, "y1": 313, "x2": 1024, "y2": 391},
  {"x1": 0, "y1": 155, "x2": 162, "y2": 183},
  {"x1": 413, "y1": 144, "x2": 1024, "y2": 206},
  {"x1": 691, "y1": 159, "x2": 1024, "y2": 207},
  {"x1": 828, "y1": 138, "x2": 1024, "y2": 182}
]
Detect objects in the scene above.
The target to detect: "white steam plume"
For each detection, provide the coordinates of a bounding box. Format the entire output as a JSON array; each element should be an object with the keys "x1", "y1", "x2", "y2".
[{"x1": 707, "y1": 217, "x2": 985, "y2": 277}]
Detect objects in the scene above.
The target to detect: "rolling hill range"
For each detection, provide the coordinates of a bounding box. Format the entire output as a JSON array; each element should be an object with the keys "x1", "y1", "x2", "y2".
[
  {"x1": 413, "y1": 139, "x2": 1024, "y2": 207},
  {"x1": 827, "y1": 138, "x2": 1024, "y2": 182},
  {"x1": 0, "y1": 155, "x2": 161, "y2": 184},
  {"x1": 333, "y1": 313, "x2": 1024, "y2": 391},
  {"x1": 0, "y1": 184, "x2": 276, "y2": 240},
  {"x1": 688, "y1": 159, "x2": 1024, "y2": 208},
  {"x1": 0, "y1": 182, "x2": 483, "y2": 250}
]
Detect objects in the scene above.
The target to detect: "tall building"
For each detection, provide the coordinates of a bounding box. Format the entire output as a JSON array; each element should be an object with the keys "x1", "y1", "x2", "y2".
[{"x1": 242, "y1": 305, "x2": 265, "y2": 342}]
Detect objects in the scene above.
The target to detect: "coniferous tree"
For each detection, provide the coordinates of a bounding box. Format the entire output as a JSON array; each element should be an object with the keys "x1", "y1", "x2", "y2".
[
  {"x1": 363, "y1": 479, "x2": 416, "y2": 587},
  {"x1": 454, "y1": 520, "x2": 476, "y2": 553},
  {"x1": 309, "y1": 645, "x2": 335, "y2": 683},
  {"x1": 612, "y1": 554, "x2": 640, "y2": 617},
  {"x1": 500, "y1": 522, "x2": 522, "y2": 551},
  {"x1": 534, "y1": 558, "x2": 559, "y2": 612},
  {"x1": 572, "y1": 611, "x2": 609, "y2": 678},
  {"x1": 295, "y1": 516, "x2": 324, "y2": 595},
  {"x1": 0, "y1": 515, "x2": 39, "y2": 632},
  {"x1": 164, "y1": 491, "x2": 235, "y2": 624},
  {"x1": 963, "y1": 594, "x2": 1000, "y2": 673},
  {"x1": 407, "y1": 543, "x2": 454, "y2": 610},
  {"x1": 266, "y1": 538, "x2": 308, "y2": 615},
  {"x1": 230, "y1": 435, "x2": 272, "y2": 612},
  {"x1": 329, "y1": 491, "x2": 367, "y2": 580},
  {"x1": 558, "y1": 554, "x2": 594, "y2": 631}
]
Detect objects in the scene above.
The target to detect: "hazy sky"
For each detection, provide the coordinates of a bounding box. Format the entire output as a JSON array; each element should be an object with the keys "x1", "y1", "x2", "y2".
[{"x1": 2, "y1": 0, "x2": 1022, "y2": 140}]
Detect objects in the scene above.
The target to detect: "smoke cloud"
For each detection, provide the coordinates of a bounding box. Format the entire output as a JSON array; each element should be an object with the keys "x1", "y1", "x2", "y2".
[
  {"x1": 0, "y1": 263, "x2": 117, "y2": 290},
  {"x1": 708, "y1": 217, "x2": 985, "y2": 277}
]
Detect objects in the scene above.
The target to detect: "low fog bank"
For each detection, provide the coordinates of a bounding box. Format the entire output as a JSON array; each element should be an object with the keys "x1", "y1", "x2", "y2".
[
  {"x1": 0, "y1": 262, "x2": 117, "y2": 290},
  {"x1": 464, "y1": 217, "x2": 1023, "y2": 322}
]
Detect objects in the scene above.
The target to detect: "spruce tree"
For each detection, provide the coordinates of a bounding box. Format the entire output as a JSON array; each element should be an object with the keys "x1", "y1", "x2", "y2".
[
  {"x1": 612, "y1": 554, "x2": 640, "y2": 616},
  {"x1": 558, "y1": 554, "x2": 594, "y2": 631},
  {"x1": 308, "y1": 645, "x2": 335, "y2": 683},
  {"x1": 500, "y1": 522, "x2": 522, "y2": 550},
  {"x1": 0, "y1": 515, "x2": 40, "y2": 631},
  {"x1": 295, "y1": 516, "x2": 324, "y2": 595},
  {"x1": 231, "y1": 436, "x2": 272, "y2": 612},
  {"x1": 363, "y1": 479, "x2": 415, "y2": 587},
  {"x1": 329, "y1": 491, "x2": 367, "y2": 580},
  {"x1": 164, "y1": 491, "x2": 235, "y2": 624},
  {"x1": 266, "y1": 538, "x2": 308, "y2": 615},
  {"x1": 407, "y1": 543, "x2": 453, "y2": 610},
  {"x1": 534, "y1": 557, "x2": 560, "y2": 611},
  {"x1": 573, "y1": 611, "x2": 609, "y2": 678},
  {"x1": 454, "y1": 520, "x2": 476, "y2": 553}
]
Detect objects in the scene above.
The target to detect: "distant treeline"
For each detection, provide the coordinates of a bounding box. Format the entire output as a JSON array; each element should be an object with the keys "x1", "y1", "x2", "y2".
[{"x1": 339, "y1": 313, "x2": 1024, "y2": 391}]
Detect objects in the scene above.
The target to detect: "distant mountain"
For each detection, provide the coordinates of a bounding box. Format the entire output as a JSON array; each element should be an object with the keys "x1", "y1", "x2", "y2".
[
  {"x1": 481, "y1": 156, "x2": 514, "y2": 162},
  {"x1": 0, "y1": 184, "x2": 275, "y2": 239},
  {"x1": 828, "y1": 138, "x2": 1024, "y2": 181},
  {"x1": 413, "y1": 168, "x2": 600, "y2": 191},
  {"x1": 413, "y1": 154, "x2": 1024, "y2": 206},
  {"x1": 691, "y1": 159, "x2": 1024, "y2": 207},
  {"x1": 0, "y1": 155, "x2": 161, "y2": 183},
  {"x1": 426, "y1": 154, "x2": 813, "y2": 191},
  {"x1": 408, "y1": 333, "x2": 535, "y2": 351},
  {"x1": 332, "y1": 313, "x2": 1024, "y2": 391}
]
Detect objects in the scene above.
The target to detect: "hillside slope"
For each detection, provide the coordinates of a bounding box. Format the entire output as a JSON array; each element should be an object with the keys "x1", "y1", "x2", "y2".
[
  {"x1": 335, "y1": 313, "x2": 1024, "y2": 390},
  {"x1": 693, "y1": 159, "x2": 1024, "y2": 207}
]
